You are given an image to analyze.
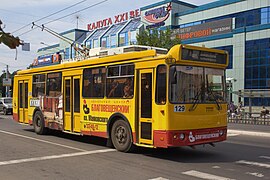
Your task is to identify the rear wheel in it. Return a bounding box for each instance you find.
[33,111,48,135]
[111,119,134,152]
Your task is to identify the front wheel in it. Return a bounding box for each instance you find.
[111,119,134,152]
[33,111,48,135]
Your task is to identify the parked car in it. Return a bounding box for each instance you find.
[0,97,13,115]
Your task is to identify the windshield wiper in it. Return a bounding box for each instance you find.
[189,90,201,111]
[207,88,222,110]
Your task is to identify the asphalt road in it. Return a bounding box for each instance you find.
[0,114,269,180]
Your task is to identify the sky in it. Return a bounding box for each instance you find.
[0,0,216,73]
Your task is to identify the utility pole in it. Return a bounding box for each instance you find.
[6,65,10,97]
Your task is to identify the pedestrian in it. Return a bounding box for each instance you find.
[260,106,269,118]
[229,101,236,118]
[238,101,243,109]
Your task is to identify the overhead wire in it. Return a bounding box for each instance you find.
[43,0,108,25]
[17,0,108,37]
[13,0,88,34]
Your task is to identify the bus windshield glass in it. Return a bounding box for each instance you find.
[169,65,226,104]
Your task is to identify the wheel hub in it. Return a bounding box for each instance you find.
[36,118,41,127]
[116,126,127,144]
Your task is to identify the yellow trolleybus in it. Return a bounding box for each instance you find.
[13,44,228,152]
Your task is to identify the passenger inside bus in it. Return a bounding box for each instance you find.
[123,84,132,98]
[108,80,121,97]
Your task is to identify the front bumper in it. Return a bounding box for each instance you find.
[153,127,227,148]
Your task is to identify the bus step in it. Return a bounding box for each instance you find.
[63,131,82,136]
[19,123,30,126]
[135,143,154,148]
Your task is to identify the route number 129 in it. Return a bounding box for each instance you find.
[174,105,186,112]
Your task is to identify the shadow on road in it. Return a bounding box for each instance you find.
[134,145,230,163]
[23,128,108,147]
[22,128,265,164]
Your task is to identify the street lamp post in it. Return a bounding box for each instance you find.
[226,77,237,103]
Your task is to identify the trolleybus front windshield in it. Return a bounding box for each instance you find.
[169,65,226,104]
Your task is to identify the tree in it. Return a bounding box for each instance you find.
[136,28,180,50]
[0,20,22,49]
[0,70,17,97]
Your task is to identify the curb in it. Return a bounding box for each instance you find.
[228,130,270,138]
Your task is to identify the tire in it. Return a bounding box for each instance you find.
[3,108,7,115]
[33,111,48,135]
[111,119,134,152]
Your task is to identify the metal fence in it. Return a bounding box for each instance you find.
[227,113,270,125]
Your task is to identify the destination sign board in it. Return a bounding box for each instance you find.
[181,47,227,65]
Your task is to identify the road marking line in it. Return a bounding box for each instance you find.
[182,170,234,180]
[228,130,270,138]
[148,177,169,180]
[0,129,87,152]
[0,149,116,166]
[246,172,264,178]
[227,133,239,137]
[236,160,270,168]
[259,156,270,160]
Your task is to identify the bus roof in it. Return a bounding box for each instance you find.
[18,44,228,75]
[18,49,165,75]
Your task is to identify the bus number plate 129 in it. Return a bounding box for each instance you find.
[174,105,185,112]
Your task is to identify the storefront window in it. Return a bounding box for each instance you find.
[130,31,137,45]
[86,40,92,49]
[119,32,128,47]
[245,38,270,106]
[93,39,99,48]
[101,37,108,48]
[110,35,116,48]
[261,7,270,24]
[65,48,70,59]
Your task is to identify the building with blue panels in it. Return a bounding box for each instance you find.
[37,0,270,106]
[171,0,270,106]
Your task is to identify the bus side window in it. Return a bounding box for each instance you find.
[47,73,62,97]
[106,64,134,98]
[83,67,105,98]
[156,65,167,104]
[107,79,122,98]
[32,74,46,97]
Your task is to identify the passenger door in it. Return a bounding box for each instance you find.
[18,80,29,123]
[137,69,153,145]
[63,76,81,133]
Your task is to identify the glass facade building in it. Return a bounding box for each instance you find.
[83,18,141,49]
[171,0,270,106]
[37,0,270,106]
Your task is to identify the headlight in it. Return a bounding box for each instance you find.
[179,133,185,140]
[219,130,224,136]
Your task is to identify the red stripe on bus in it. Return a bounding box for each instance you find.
[81,131,107,138]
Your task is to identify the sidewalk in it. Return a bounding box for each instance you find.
[228,123,270,137]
